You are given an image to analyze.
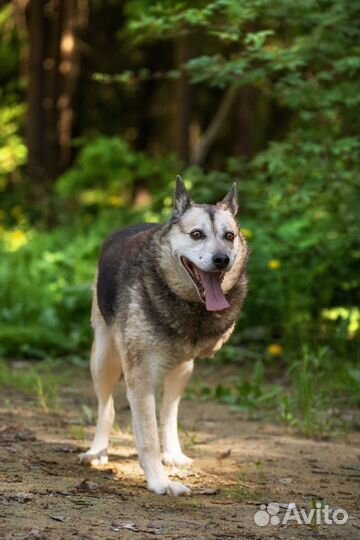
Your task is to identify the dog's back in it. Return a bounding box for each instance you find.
[97,223,160,325]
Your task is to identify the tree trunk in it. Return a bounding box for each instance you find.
[234,85,259,159]
[174,37,193,163]
[25,0,86,192]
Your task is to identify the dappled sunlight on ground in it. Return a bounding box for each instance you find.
[0,365,359,539]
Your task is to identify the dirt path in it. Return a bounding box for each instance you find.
[0,365,359,540]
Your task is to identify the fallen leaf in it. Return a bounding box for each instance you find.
[73,499,93,506]
[49,515,67,522]
[110,521,139,532]
[75,479,99,491]
[216,449,232,459]
[195,488,219,495]
[54,445,77,453]
[279,477,293,484]
[7,492,33,503]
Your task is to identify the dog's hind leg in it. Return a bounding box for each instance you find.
[79,322,122,466]
[161,360,194,467]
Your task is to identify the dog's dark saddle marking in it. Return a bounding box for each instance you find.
[97,223,159,325]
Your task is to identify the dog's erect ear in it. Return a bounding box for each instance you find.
[220,183,238,216]
[173,175,192,216]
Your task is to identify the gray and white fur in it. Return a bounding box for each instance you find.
[79,176,249,496]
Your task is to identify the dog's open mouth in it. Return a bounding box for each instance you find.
[181,257,230,312]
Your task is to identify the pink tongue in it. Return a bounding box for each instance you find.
[198,270,230,312]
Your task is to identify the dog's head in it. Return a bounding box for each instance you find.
[161,176,248,311]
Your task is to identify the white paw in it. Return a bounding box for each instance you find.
[163,451,193,468]
[78,450,108,465]
[148,479,191,496]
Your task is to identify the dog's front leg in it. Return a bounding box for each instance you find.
[161,360,194,467]
[126,376,191,496]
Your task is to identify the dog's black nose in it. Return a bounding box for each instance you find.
[212,253,230,270]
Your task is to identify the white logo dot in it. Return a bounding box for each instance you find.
[270,515,280,526]
[267,502,280,515]
[254,510,270,527]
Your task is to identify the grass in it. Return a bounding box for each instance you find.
[69,425,86,441]
[1,338,359,440]
[0,359,71,412]
[179,424,199,452]
[81,404,94,425]
[222,470,268,502]
[186,345,360,439]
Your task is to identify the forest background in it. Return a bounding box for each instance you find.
[0,0,359,436]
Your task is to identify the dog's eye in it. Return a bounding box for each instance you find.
[224,231,235,242]
[190,229,205,240]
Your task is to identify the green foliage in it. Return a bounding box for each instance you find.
[56,136,180,222]
[57,136,179,205]
[57,137,133,199]
[0,104,27,190]
[0,0,359,437]
[238,138,359,342]
[279,346,360,437]
[0,223,99,357]
[0,135,358,371]
[0,5,26,193]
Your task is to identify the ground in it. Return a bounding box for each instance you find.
[0,363,359,540]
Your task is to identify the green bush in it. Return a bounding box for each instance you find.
[1,138,358,359]
[56,136,180,215]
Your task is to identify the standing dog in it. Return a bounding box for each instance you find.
[79,176,249,496]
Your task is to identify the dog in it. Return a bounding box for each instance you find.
[79,176,249,496]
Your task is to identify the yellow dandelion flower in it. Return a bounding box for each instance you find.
[6,229,28,251]
[268,259,281,270]
[348,316,359,338]
[106,195,122,208]
[267,344,283,357]
[241,228,253,239]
